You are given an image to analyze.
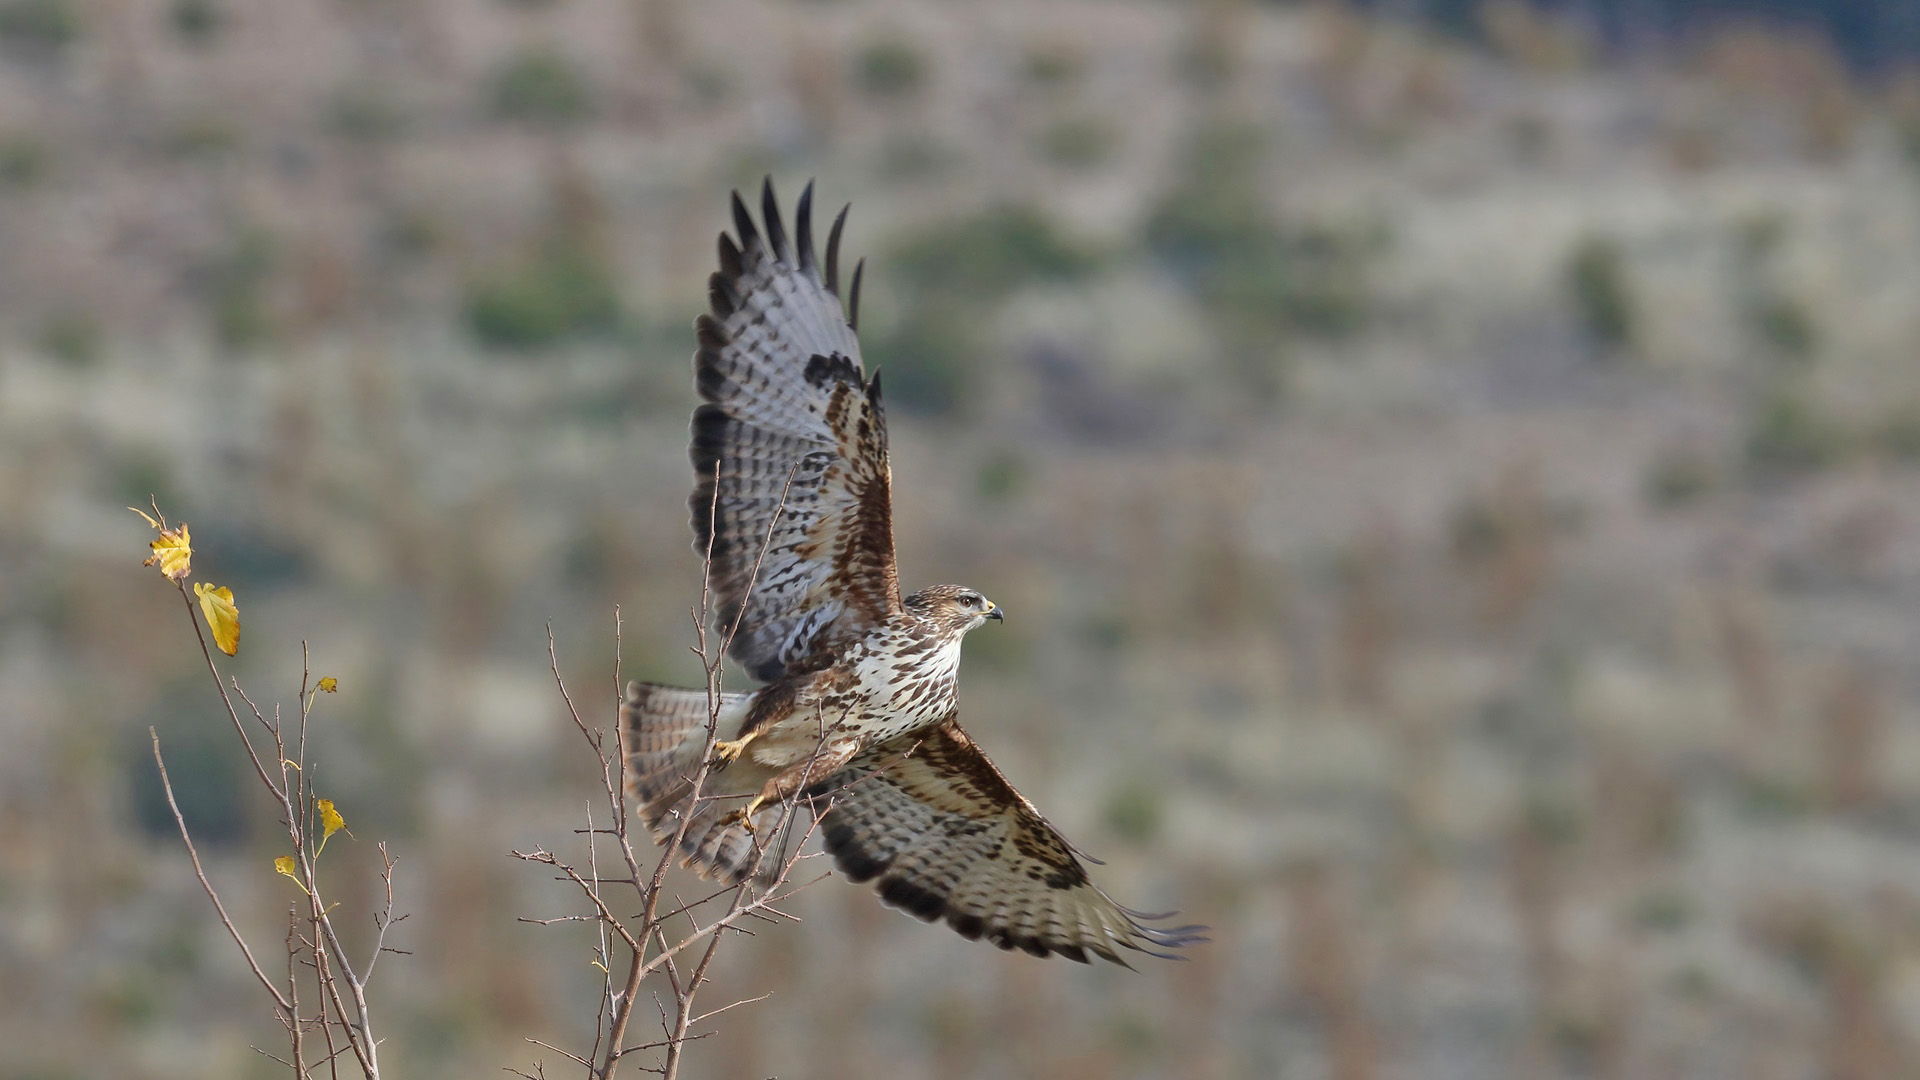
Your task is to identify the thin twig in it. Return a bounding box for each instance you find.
[151,727,295,1014]
[174,585,283,799]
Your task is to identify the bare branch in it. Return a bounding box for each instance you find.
[689,993,773,1027]
[523,1039,597,1071]
[518,461,821,1080]
[151,727,294,1014]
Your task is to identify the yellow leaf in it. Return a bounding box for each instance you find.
[131,507,193,582]
[316,798,346,841]
[194,582,240,656]
[316,677,338,693]
[274,855,311,894]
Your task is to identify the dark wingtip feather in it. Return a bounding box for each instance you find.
[694,313,730,352]
[760,177,788,264]
[730,190,758,252]
[707,271,738,320]
[825,204,850,297]
[718,233,743,279]
[796,180,817,273]
[849,257,865,331]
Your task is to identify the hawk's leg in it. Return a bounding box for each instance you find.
[720,736,862,833]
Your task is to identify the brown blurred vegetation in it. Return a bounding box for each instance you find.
[4,0,1920,1077]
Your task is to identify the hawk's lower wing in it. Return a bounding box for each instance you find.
[692,180,900,683]
[806,722,1207,965]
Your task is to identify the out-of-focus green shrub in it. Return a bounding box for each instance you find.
[1144,124,1267,271]
[852,37,927,99]
[1102,779,1165,844]
[682,62,733,108]
[878,205,1096,416]
[113,455,180,515]
[488,48,595,127]
[1746,294,1816,362]
[37,309,99,366]
[1076,610,1131,653]
[889,204,1095,301]
[378,205,442,259]
[130,716,249,847]
[875,133,957,180]
[975,451,1027,502]
[215,525,312,594]
[1022,42,1083,90]
[1900,112,1920,171]
[465,243,621,350]
[166,115,241,160]
[1564,234,1634,353]
[1871,406,1920,462]
[864,301,975,417]
[0,133,48,188]
[205,227,276,350]
[1642,446,1717,509]
[1038,116,1119,171]
[167,0,223,46]
[1745,388,1844,475]
[0,0,78,52]
[330,81,410,143]
[1146,121,1373,349]
[1731,213,1817,365]
[1628,887,1695,932]
[1522,789,1584,848]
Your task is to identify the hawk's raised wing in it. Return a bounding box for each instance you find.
[807,723,1207,966]
[691,180,899,682]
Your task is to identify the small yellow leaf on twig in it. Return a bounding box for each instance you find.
[316,677,338,693]
[131,506,192,582]
[274,855,310,894]
[194,583,240,656]
[317,798,347,843]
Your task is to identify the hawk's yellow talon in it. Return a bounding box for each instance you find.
[710,734,755,765]
[719,794,767,833]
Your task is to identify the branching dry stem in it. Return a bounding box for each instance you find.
[147,565,403,1079]
[518,466,830,1080]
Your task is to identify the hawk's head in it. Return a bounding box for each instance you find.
[906,584,1004,637]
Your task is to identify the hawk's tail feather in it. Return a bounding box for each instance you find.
[620,681,795,887]
[642,784,797,888]
[619,682,749,807]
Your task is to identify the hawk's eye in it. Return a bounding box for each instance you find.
[962,593,981,608]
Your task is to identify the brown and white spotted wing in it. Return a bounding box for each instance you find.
[806,722,1207,966]
[691,179,900,683]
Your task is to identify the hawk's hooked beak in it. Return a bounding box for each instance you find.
[984,603,1004,622]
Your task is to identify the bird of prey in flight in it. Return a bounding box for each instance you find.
[621,180,1203,965]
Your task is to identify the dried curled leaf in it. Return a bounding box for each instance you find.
[194,583,240,656]
[316,676,338,693]
[131,506,193,582]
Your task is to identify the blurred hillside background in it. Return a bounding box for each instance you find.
[4,0,1920,1076]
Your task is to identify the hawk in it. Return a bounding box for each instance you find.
[621,180,1203,965]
